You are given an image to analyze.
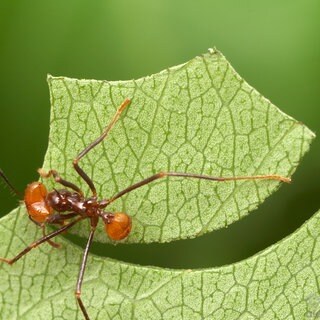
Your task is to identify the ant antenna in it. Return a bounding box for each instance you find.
[0,168,21,198]
[53,188,63,201]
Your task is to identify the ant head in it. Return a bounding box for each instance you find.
[24,182,53,223]
[102,212,132,241]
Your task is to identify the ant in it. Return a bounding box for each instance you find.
[0,98,291,320]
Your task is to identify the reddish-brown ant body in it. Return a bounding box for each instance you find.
[0,98,291,320]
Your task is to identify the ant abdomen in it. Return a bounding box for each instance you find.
[105,212,132,240]
[24,182,53,223]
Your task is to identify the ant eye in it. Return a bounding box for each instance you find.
[105,212,132,240]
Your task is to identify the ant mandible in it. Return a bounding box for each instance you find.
[0,98,291,320]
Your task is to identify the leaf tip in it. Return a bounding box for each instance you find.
[207,47,219,55]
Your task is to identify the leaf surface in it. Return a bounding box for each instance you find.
[0,49,317,319]
[1,206,320,319]
[43,49,313,243]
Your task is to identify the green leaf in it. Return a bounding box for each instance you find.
[0,49,316,319]
[1,206,320,319]
[43,49,313,244]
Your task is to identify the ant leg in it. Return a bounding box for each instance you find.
[47,212,79,224]
[0,168,21,197]
[28,216,61,249]
[42,212,81,249]
[38,168,83,195]
[41,225,61,249]
[0,217,84,265]
[73,98,131,197]
[106,172,291,204]
[75,227,96,320]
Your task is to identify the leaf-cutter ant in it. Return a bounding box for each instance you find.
[0,98,291,320]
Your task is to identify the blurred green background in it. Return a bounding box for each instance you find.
[0,0,319,268]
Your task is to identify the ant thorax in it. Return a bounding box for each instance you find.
[46,189,83,213]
